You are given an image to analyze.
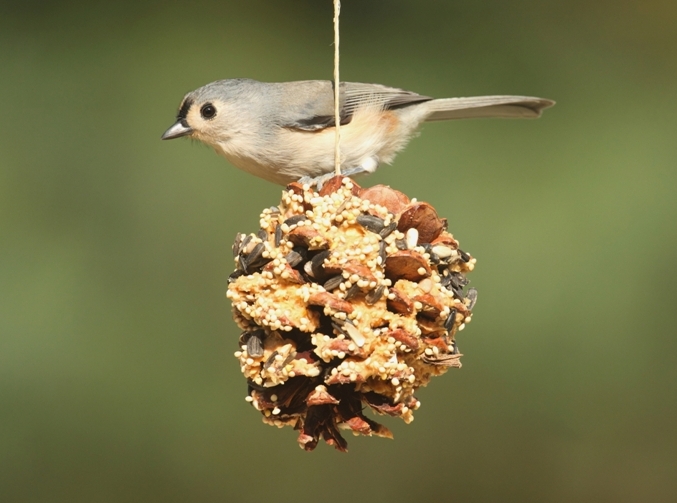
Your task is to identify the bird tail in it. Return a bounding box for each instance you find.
[424,95,555,121]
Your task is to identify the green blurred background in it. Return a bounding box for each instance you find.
[1,1,676,501]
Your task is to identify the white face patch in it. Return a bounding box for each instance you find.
[186,99,230,144]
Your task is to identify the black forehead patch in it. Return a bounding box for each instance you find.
[177,98,193,120]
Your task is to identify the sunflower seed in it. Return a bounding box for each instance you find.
[229,269,245,283]
[451,343,460,355]
[238,331,251,346]
[378,241,387,264]
[421,354,462,367]
[451,285,465,300]
[250,244,273,271]
[466,288,478,310]
[395,239,407,250]
[331,316,352,328]
[284,250,304,267]
[274,224,283,246]
[265,350,279,369]
[343,283,361,300]
[284,215,307,227]
[239,328,264,345]
[232,233,244,258]
[257,229,268,241]
[309,249,331,277]
[365,285,385,305]
[331,320,345,336]
[444,308,457,332]
[453,272,469,287]
[246,332,264,357]
[281,351,296,368]
[247,378,267,392]
[244,243,266,271]
[356,214,385,234]
[458,249,470,263]
[379,221,397,239]
[421,243,439,264]
[440,275,452,290]
[440,270,468,291]
[303,261,315,278]
[323,275,343,291]
[293,246,308,262]
[240,234,253,254]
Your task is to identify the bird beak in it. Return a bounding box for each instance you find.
[161,119,193,140]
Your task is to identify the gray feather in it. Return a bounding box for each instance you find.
[280,81,432,131]
[424,96,555,121]
[342,82,432,113]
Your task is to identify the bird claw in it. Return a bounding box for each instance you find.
[297,166,373,191]
[297,173,337,191]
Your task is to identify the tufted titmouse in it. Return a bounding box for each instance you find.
[162,79,554,185]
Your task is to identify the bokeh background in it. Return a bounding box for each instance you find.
[2,1,676,501]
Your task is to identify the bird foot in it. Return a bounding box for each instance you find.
[297,173,340,191]
[297,166,372,191]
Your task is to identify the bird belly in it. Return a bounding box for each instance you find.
[275,108,415,178]
[213,107,425,185]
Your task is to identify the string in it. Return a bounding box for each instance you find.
[333,0,341,176]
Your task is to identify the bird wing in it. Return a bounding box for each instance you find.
[279,81,432,132]
[342,82,433,113]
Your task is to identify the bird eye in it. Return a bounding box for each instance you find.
[200,103,217,119]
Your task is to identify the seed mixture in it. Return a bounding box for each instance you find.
[227,176,477,451]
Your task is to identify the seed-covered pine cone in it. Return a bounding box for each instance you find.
[227,176,477,452]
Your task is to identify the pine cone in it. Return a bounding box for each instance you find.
[227,176,477,451]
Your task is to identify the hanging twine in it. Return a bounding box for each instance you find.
[333,0,342,176]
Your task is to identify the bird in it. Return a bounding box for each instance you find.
[162,78,554,186]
